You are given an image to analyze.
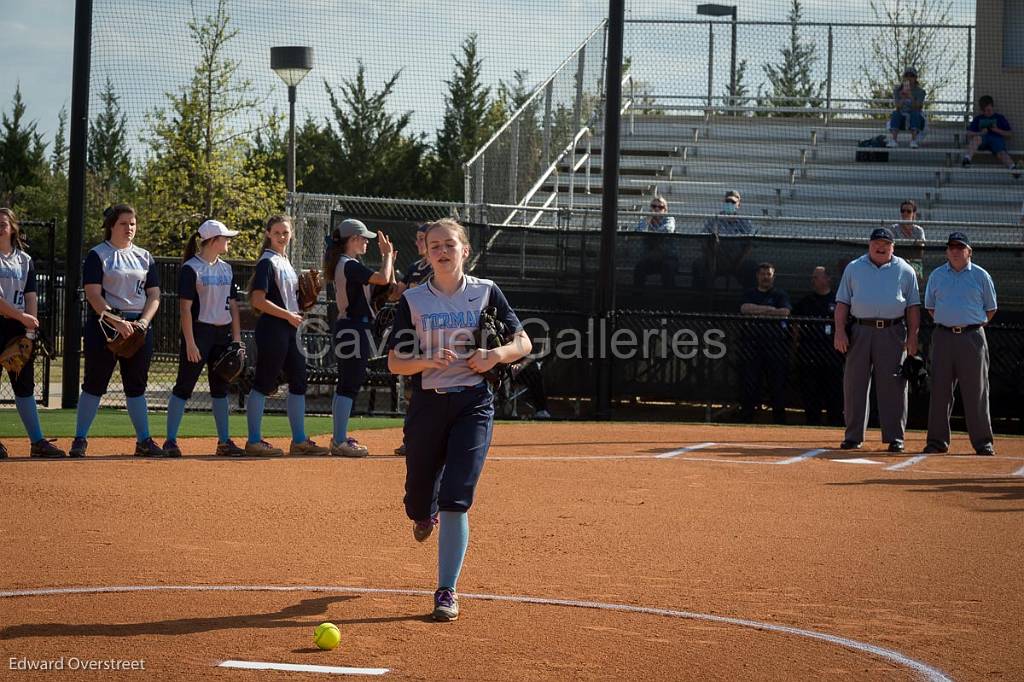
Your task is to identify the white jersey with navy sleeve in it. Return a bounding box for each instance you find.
[180,256,237,326]
[253,249,299,313]
[83,241,159,313]
[387,275,523,390]
[0,249,36,312]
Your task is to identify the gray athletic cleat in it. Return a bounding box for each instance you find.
[432,588,459,622]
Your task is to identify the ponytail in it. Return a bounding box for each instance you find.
[182,231,202,263]
[323,228,352,281]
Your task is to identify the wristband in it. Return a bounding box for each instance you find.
[137,318,150,330]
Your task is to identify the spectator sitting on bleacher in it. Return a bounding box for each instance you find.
[692,190,759,290]
[962,95,1022,178]
[738,262,791,424]
[887,67,926,149]
[890,199,926,286]
[633,195,678,288]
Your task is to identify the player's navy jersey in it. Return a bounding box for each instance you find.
[179,256,238,326]
[83,241,159,313]
[0,249,36,312]
[334,255,374,321]
[251,249,299,313]
[387,275,522,390]
[401,258,433,288]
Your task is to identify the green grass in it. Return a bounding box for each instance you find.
[0,409,402,438]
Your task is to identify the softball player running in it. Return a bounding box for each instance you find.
[71,204,166,458]
[323,219,395,457]
[245,215,328,457]
[0,208,64,458]
[387,218,531,621]
[164,219,245,457]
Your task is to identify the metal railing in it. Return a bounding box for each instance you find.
[463,20,607,222]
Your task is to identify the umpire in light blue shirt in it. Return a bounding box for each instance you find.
[833,227,921,452]
[922,232,997,455]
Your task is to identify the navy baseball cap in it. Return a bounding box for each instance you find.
[869,227,895,242]
[946,231,971,248]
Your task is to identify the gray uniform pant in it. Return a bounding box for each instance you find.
[843,322,908,444]
[926,326,993,451]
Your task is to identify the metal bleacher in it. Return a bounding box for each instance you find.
[562,111,1023,237]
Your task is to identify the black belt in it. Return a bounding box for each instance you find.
[856,318,903,328]
[938,324,982,334]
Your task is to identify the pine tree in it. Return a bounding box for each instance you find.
[0,84,47,205]
[52,106,69,177]
[322,61,429,197]
[432,34,497,200]
[723,59,752,116]
[137,0,283,257]
[758,0,825,116]
[88,78,133,194]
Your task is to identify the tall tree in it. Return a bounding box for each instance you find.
[137,0,283,257]
[88,78,133,195]
[855,0,957,113]
[724,59,752,116]
[322,62,429,198]
[432,34,498,200]
[758,0,825,116]
[0,84,47,205]
[52,106,69,177]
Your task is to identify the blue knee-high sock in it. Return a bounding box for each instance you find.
[246,390,266,444]
[15,395,44,443]
[211,397,230,443]
[438,511,470,590]
[75,392,102,439]
[166,395,187,442]
[287,392,307,444]
[125,395,150,442]
[332,394,353,444]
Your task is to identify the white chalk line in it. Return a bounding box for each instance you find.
[0,584,951,682]
[886,455,928,471]
[776,448,827,465]
[218,660,387,675]
[655,442,717,459]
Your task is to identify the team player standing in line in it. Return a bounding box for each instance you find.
[245,215,329,457]
[164,219,246,457]
[0,208,64,458]
[388,218,531,622]
[72,204,166,458]
[323,218,396,457]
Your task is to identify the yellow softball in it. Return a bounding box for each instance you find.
[313,622,341,651]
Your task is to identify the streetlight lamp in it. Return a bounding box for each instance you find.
[270,46,314,193]
[696,4,737,110]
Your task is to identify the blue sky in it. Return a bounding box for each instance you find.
[1,1,976,151]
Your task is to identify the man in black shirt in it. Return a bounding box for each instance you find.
[738,262,791,423]
[793,266,844,426]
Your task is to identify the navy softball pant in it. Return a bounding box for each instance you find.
[82,314,154,398]
[334,318,372,399]
[403,382,495,520]
[0,318,35,398]
[252,315,306,396]
[172,322,232,400]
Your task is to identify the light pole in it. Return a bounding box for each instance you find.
[270,46,313,193]
[697,4,737,109]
